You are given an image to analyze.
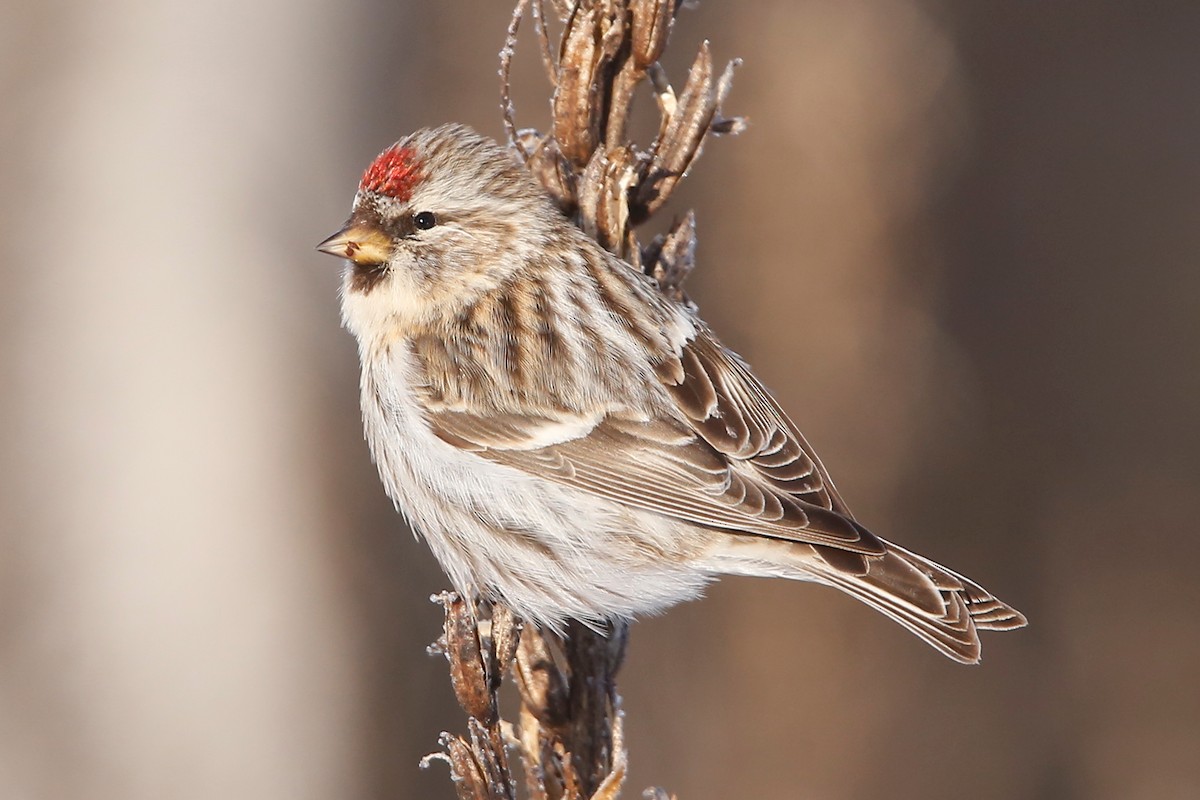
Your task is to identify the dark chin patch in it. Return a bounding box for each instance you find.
[348,262,389,295]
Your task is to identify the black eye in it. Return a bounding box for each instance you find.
[413,211,437,230]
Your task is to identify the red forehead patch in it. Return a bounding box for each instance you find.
[360,145,423,200]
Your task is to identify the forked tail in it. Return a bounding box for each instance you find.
[716,537,1027,664]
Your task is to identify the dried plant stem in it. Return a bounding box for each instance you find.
[423,2,743,797]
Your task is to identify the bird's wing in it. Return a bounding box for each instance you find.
[419,326,885,556]
[652,326,854,516]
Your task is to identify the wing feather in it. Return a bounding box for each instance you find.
[422,339,886,554]
[660,330,849,511]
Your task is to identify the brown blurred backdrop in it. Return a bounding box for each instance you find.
[1,1,1197,798]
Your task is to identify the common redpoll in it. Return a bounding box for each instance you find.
[318,124,1026,663]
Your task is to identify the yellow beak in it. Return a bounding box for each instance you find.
[316,220,392,266]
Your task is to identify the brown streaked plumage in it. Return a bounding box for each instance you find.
[319,123,1026,664]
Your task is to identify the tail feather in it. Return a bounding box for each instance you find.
[715,537,1027,664]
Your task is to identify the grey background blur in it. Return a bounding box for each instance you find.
[2,1,1197,798]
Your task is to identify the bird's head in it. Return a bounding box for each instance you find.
[319,124,556,340]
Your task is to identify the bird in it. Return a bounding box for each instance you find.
[317,123,1026,664]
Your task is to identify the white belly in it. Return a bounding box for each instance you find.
[358,344,711,625]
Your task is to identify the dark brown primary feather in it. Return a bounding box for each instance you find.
[656,330,849,511]
[649,325,1028,658]
[651,326,890,573]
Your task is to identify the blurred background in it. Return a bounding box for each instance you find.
[2,1,1197,798]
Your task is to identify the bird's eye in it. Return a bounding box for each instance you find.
[413,211,437,230]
